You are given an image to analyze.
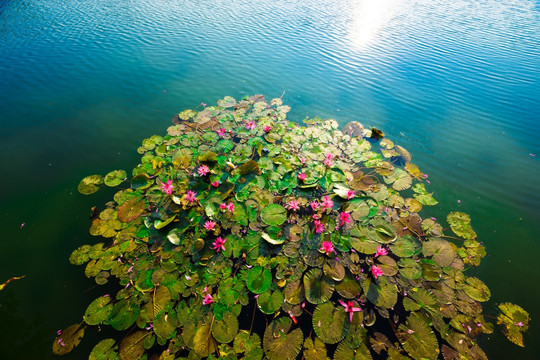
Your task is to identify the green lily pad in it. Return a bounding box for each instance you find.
[497,303,530,347]
[284,279,304,305]
[447,212,477,240]
[218,96,237,108]
[261,204,288,226]
[397,312,439,360]
[154,310,177,340]
[246,266,272,294]
[335,271,362,299]
[312,301,349,344]
[104,170,127,187]
[118,197,144,223]
[118,330,148,360]
[131,173,152,190]
[263,317,303,360]
[389,236,419,258]
[52,323,85,355]
[303,268,335,304]
[78,175,103,195]
[211,312,239,344]
[463,277,491,302]
[89,338,118,360]
[368,219,397,244]
[69,245,91,265]
[303,337,328,360]
[422,238,456,267]
[257,289,284,314]
[323,259,345,281]
[108,299,140,331]
[366,277,397,309]
[84,296,113,325]
[193,323,217,357]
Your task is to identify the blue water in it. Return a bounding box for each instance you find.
[0,0,539,358]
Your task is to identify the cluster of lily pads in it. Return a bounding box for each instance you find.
[56,95,529,360]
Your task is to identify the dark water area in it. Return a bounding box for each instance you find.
[0,0,539,358]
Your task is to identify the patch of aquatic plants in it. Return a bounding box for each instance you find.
[56,95,529,359]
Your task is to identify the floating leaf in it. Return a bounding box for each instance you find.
[108,299,140,331]
[78,175,103,195]
[84,296,113,325]
[303,268,335,304]
[119,330,148,360]
[397,312,439,360]
[366,277,397,309]
[104,170,127,187]
[118,198,144,223]
[89,338,118,360]
[447,212,477,240]
[497,303,530,347]
[422,238,456,267]
[263,317,303,360]
[312,301,349,344]
[193,323,217,357]
[212,312,239,344]
[303,337,328,360]
[261,204,287,226]
[463,277,491,302]
[323,259,345,281]
[154,310,177,340]
[257,289,284,314]
[53,323,85,355]
[335,271,362,299]
[368,219,397,244]
[246,266,272,294]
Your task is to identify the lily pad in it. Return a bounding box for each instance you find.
[463,277,491,302]
[119,330,148,360]
[108,299,140,331]
[263,317,303,360]
[397,312,439,360]
[447,212,477,240]
[78,175,103,195]
[212,312,239,344]
[104,170,127,187]
[84,296,113,325]
[257,289,284,314]
[193,323,217,357]
[422,238,456,267]
[312,301,349,344]
[53,323,85,355]
[303,337,328,360]
[497,303,530,347]
[118,198,144,223]
[366,277,397,309]
[261,204,288,226]
[303,268,335,304]
[89,338,118,360]
[246,266,272,294]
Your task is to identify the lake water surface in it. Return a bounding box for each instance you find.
[0,0,539,358]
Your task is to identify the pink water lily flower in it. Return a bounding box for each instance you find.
[314,219,325,234]
[220,203,227,210]
[203,221,216,230]
[347,189,355,200]
[300,156,306,164]
[211,180,220,187]
[298,173,307,181]
[320,240,334,255]
[202,294,213,305]
[323,153,334,166]
[185,190,197,203]
[285,200,300,212]
[245,121,256,130]
[310,201,320,210]
[372,265,384,279]
[374,245,388,258]
[212,236,226,252]
[226,202,235,213]
[160,179,174,195]
[216,128,226,137]
[321,195,334,210]
[339,300,362,322]
[263,125,272,132]
[340,212,351,226]
[197,165,210,176]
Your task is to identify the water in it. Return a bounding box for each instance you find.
[0,0,538,358]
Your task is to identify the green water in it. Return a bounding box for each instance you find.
[0,0,539,358]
